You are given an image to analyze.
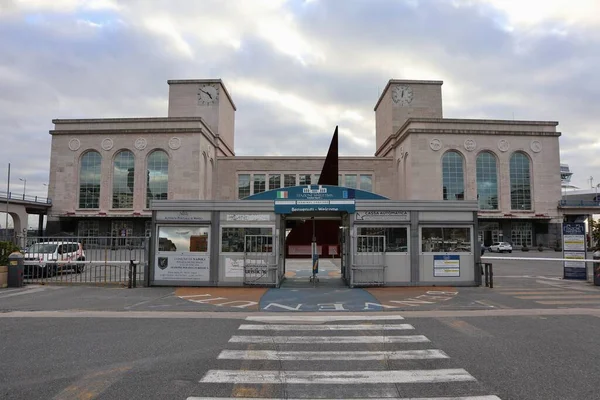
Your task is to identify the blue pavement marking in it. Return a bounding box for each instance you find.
[259,287,380,312]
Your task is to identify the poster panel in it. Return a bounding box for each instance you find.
[563,223,587,280]
[225,257,244,278]
[433,255,460,277]
[154,254,210,281]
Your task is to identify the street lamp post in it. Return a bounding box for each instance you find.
[19,178,26,199]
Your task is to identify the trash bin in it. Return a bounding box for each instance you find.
[7,252,24,288]
[594,251,600,286]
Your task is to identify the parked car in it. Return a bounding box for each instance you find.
[489,242,513,253]
[23,241,86,277]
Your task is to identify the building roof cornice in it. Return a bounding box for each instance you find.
[375,117,561,156]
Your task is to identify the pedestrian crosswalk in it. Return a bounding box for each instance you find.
[187,314,501,400]
[494,285,600,306]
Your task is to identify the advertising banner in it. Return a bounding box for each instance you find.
[433,255,460,277]
[154,254,210,281]
[563,223,587,280]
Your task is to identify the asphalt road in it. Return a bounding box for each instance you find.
[2,252,600,399]
[2,311,600,399]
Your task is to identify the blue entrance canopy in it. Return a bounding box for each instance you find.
[244,185,388,214]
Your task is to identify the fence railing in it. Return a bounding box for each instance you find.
[351,235,386,287]
[243,234,279,287]
[20,236,148,286]
[559,200,600,207]
[0,191,52,205]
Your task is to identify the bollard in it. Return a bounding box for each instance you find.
[483,263,493,288]
[483,263,488,287]
[128,260,134,289]
[7,252,24,288]
[133,261,137,288]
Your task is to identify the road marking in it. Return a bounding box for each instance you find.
[246,315,405,322]
[493,287,563,291]
[535,300,600,305]
[438,319,493,338]
[238,323,414,331]
[0,287,47,299]
[53,365,132,400]
[217,349,449,361]
[200,369,476,384]
[515,295,600,300]
[499,291,581,295]
[229,335,430,344]
[188,397,501,400]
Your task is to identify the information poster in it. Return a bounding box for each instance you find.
[433,255,460,277]
[563,223,587,280]
[225,257,244,278]
[154,254,210,281]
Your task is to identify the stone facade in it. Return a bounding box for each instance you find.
[45,78,563,246]
[215,157,395,200]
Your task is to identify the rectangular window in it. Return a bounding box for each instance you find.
[299,174,311,185]
[253,174,266,194]
[238,174,250,199]
[511,222,532,247]
[357,227,408,252]
[313,174,320,183]
[338,174,342,186]
[158,226,210,253]
[269,174,281,191]
[77,220,100,237]
[284,174,296,187]
[345,174,357,188]
[421,227,472,253]
[221,227,273,253]
[360,174,373,192]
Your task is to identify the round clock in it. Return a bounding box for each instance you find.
[197,84,219,105]
[392,85,413,106]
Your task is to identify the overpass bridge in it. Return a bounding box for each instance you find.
[0,191,52,236]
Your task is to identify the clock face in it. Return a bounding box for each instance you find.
[197,84,219,106]
[392,85,413,106]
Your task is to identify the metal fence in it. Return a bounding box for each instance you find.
[351,235,386,287]
[20,236,148,286]
[0,190,52,204]
[243,234,279,287]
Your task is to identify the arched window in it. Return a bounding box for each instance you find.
[146,150,168,208]
[113,150,135,209]
[476,152,498,209]
[510,152,532,210]
[442,151,465,200]
[79,151,102,209]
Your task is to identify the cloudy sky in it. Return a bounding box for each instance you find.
[1,0,599,226]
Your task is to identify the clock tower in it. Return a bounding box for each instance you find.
[167,79,236,154]
[374,79,443,154]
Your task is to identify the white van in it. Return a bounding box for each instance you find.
[23,241,86,277]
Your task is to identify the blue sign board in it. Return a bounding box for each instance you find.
[244,185,384,214]
[562,222,587,280]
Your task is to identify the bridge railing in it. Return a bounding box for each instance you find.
[0,191,52,205]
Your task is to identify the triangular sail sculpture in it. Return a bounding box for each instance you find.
[285,126,341,258]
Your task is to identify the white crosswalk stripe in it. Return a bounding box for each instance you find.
[229,335,430,344]
[238,323,415,331]
[189,397,501,400]
[218,349,449,361]
[189,314,501,399]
